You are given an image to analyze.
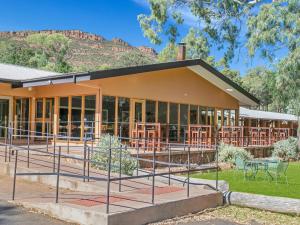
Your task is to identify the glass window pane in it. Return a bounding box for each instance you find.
[199,107,207,125]
[223,109,230,126]
[118,97,130,138]
[189,105,198,124]
[102,96,115,135]
[180,104,188,142]
[84,95,96,138]
[0,99,9,137]
[230,110,236,126]
[217,110,222,127]
[36,99,43,118]
[59,97,69,137]
[158,102,167,124]
[158,101,168,141]
[71,96,82,138]
[146,100,156,123]
[207,108,215,126]
[169,103,178,142]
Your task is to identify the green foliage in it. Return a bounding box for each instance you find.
[91,134,136,176]
[0,41,35,66]
[242,67,275,109]
[138,0,256,64]
[247,0,300,60]
[221,68,242,86]
[26,33,72,73]
[272,137,299,160]
[218,143,253,164]
[113,50,155,68]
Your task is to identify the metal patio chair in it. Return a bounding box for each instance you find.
[234,156,255,180]
[267,160,289,184]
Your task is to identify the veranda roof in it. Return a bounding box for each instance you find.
[0,63,60,82]
[240,107,298,122]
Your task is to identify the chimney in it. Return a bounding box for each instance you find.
[177,42,186,61]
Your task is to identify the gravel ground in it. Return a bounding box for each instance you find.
[150,206,300,225]
[0,200,74,225]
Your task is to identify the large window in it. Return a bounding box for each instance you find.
[71,96,82,138]
[230,110,236,126]
[217,110,222,127]
[158,101,168,141]
[207,108,215,126]
[180,104,188,142]
[84,96,96,138]
[199,107,207,125]
[169,103,178,142]
[189,105,198,124]
[102,96,116,135]
[223,109,230,126]
[146,100,156,123]
[118,97,130,138]
[35,98,43,136]
[59,97,69,137]
[0,99,9,138]
[15,98,30,136]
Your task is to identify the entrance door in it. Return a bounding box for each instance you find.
[0,99,9,138]
[130,99,145,135]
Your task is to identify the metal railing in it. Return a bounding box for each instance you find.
[0,125,220,214]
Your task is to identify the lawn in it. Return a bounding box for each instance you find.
[191,162,300,199]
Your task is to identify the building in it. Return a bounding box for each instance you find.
[0,46,297,148]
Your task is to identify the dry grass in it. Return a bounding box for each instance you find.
[150,205,300,225]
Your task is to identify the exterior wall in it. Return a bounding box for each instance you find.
[19,67,239,108]
[0,67,240,140]
[85,67,239,109]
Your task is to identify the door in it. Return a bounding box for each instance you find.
[0,99,9,138]
[130,99,145,136]
[35,98,54,137]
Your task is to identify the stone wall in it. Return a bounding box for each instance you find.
[133,146,273,168]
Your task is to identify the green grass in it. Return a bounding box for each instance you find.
[192,162,300,199]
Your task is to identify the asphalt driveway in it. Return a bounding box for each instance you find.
[0,200,73,225]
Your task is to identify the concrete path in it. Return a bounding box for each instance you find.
[178,220,242,225]
[0,200,72,225]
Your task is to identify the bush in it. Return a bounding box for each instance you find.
[272,137,299,160]
[218,142,253,164]
[91,134,136,176]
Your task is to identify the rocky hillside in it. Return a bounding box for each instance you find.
[0,30,157,71]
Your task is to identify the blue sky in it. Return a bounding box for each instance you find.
[0,0,280,75]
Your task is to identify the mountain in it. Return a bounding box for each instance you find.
[0,30,157,71]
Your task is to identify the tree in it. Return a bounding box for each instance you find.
[26,33,72,72]
[0,41,35,66]
[158,28,213,63]
[138,0,259,64]
[246,0,300,60]
[113,51,155,68]
[221,68,242,86]
[242,67,275,110]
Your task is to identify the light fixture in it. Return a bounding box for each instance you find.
[226,88,233,92]
[183,93,188,97]
[28,87,32,91]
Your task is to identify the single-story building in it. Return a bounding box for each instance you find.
[0,45,296,148]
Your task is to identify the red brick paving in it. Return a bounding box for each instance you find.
[135,186,184,195]
[68,195,135,207]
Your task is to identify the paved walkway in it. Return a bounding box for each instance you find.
[0,200,72,225]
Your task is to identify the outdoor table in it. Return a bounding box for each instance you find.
[245,159,279,179]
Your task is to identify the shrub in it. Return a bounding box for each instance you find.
[91,134,136,176]
[272,137,299,160]
[218,142,253,164]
